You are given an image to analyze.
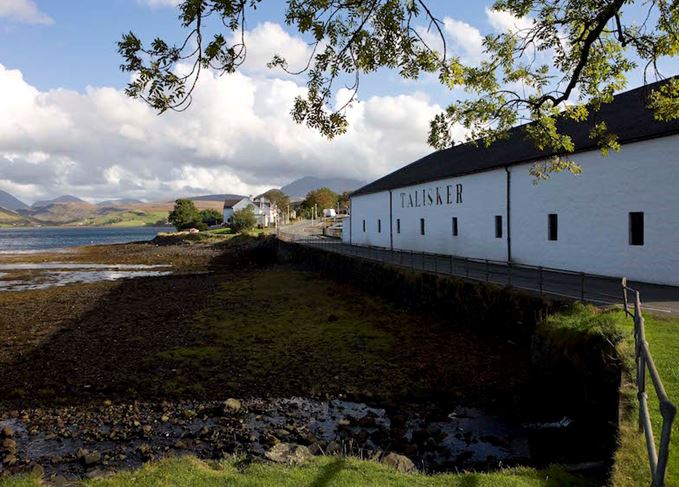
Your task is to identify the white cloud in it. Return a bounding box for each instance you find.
[443,17,485,64]
[138,0,180,8]
[0,22,455,203]
[0,0,52,24]
[485,8,534,33]
[415,17,485,65]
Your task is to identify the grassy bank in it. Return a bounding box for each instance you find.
[542,305,678,487]
[0,456,587,487]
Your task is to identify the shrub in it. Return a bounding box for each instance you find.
[232,205,257,233]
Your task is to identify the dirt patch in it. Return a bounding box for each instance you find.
[0,238,536,480]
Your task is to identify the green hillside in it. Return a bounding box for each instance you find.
[0,207,33,227]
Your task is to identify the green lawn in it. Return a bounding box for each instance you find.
[612,309,679,487]
[0,456,587,487]
[536,304,679,487]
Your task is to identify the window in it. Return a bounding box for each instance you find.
[452,217,459,236]
[495,215,503,238]
[378,219,382,233]
[629,212,644,246]
[362,219,366,232]
[396,219,401,234]
[420,218,425,236]
[548,214,558,241]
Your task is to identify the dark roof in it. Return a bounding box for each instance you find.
[353,78,679,197]
[223,197,248,209]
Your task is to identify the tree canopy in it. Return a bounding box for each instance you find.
[168,199,205,231]
[119,0,679,178]
[232,204,257,232]
[302,187,339,214]
[260,189,290,212]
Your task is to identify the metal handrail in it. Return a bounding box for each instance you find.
[278,231,613,303]
[622,277,676,487]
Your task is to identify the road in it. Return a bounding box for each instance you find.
[278,221,679,316]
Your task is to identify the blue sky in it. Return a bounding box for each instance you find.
[0,0,497,101]
[0,0,677,203]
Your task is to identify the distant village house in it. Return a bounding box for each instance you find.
[223,196,278,227]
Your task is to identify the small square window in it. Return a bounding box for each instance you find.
[452,217,458,236]
[548,214,558,241]
[629,212,644,246]
[420,218,425,236]
[396,219,401,234]
[495,215,503,239]
[378,219,381,233]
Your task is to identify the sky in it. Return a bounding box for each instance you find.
[0,0,677,204]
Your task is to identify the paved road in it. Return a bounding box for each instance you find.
[278,223,679,316]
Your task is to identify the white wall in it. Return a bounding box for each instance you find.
[350,192,391,247]
[392,170,508,261]
[511,135,679,285]
[348,134,679,285]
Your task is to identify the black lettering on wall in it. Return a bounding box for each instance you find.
[456,184,463,203]
[400,193,406,208]
[436,187,443,205]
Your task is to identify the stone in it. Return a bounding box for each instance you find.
[224,398,242,413]
[31,463,44,478]
[2,438,17,452]
[325,440,341,455]
[1,426,14,438]
[53,475,67,487]
[308,443,323,456]
[161,415,170,423]
[3,454,17,466]
[381,452,416,473]
[80,450,101,467]
[265,443,313,465]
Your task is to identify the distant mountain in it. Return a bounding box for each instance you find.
[0,190,29,211]
[32,195,85,208]
[0,207,33,226]
[280,177,366,199]
[97,198,144,206]
[189,194,245,202]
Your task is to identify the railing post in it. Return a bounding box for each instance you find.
[622,277,629,314]
[580,272,585,301]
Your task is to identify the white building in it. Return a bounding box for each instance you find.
[223,196,279,227]
[344,81,679,286]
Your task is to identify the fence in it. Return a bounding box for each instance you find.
[279,231,626,306]
[622,278,676,487]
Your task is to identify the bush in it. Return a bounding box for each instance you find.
[232,205,257,233]
[200,209,223,226]
[168,199,201,231]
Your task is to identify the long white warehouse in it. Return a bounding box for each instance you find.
[344,80,679,286]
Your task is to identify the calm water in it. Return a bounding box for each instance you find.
[0,226,168,252]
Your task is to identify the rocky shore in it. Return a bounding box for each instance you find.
[0,236,538,483]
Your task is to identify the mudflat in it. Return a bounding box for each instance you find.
[0,237,533,479]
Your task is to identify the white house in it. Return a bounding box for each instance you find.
[345,80,679,286]
[223,196,279,227]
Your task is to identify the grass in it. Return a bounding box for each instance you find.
[79,210,169,227]
[611,308,679,487]
[155,267,530,402]
[0,456,588,487]
[543,304,678,487]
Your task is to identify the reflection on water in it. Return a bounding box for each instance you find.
[0,262,172,291]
